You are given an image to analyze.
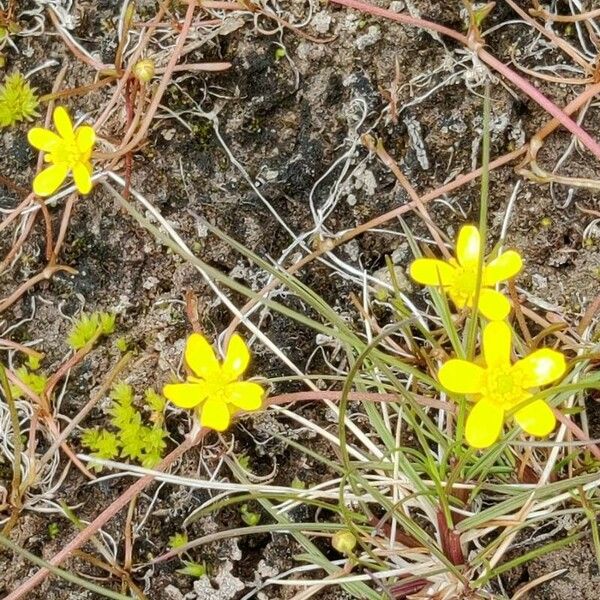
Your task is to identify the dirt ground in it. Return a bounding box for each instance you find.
[1,0,599,599]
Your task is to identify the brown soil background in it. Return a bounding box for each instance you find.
[1,1,599,599]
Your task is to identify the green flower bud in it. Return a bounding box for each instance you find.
[133,59,155,83]
[332,530,357,555]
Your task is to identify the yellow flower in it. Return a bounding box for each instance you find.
[410,225,523,321]
[27,106,95,197]
[438,321,566,449]
[163,333,264,432]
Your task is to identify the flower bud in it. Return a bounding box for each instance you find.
[332,530,356,555]
[133,59,155,83]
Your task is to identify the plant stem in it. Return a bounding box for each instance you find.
[0,362,23,531]
[4,432,204,599]
[329,0,600,161]
[0,534,133,600]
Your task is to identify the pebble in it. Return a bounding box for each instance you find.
[311,11,332,34]
[355,26,382,50]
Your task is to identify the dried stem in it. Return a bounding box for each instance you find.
[4,431,205,599]
[330,0,600,160]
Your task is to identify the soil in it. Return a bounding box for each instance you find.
[0,1,599,599]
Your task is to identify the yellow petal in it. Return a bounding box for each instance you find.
[201,397,231,431]
[226,381,264,411]
[163,382,206,408]
[32,163,69,197]
[483,250,523,285]
[185,333,219,379]
[75,125,96,152]
[438,359,485,394]
[28,128,62,152]
[483,321,512,368]
[409,258,456,286]
[477,288,511,321]
[72,162,93,194]
[448,288,468,309]
[465,397,504,449]
[512,349,566,388]
[53,106,74,139]
[514,398,556,437]
[222,334,250,380]
[455,225,481,268]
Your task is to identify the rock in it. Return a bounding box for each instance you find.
[355,26,382,50]
[311,11,332,34]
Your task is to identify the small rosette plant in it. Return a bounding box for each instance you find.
[163,332,264,431]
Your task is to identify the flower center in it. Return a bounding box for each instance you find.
[451,267,479,303]
[202,377,228,401]
[482,367,525,408]
[50,140,87,166]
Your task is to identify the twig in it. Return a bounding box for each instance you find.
[266,390,454,412]
[3,431,205,599]
[0,265,77,313]
[329,0,600,161]
[0,363,23,533]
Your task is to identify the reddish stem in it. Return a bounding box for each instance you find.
[437,510,464,566]
[4,432,205,599]
[329,0,600,161]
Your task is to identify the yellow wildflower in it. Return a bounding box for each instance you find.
[438,321,566,449]
[163,333,264,431]
[27,106,95,197]
[410,225,523,320]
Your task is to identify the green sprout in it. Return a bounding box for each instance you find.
[169,532,188,549]
[240,504,261,526]
[68,312,116,350]
[0,72,39,128]
[47,522,60,539]
[82,382,167,469]
[177,561,207,578]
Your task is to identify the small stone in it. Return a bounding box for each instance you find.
[162,128,176,141]
[355,26,381,50]
[373,265,413,294]
[390,1,406,11]
[165,585,185,600]
[344,239,360,262]
[143,276,159,290]
[311,11,332,34]
[532,273,548,290]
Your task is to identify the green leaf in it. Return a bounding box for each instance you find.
[10,366,47,398]
[47,523,60,539]
[115,337,128,352]
[291,477,306,490]
[99,312,116,335]
[81,429,120,461]
[0,72,39,128]
[119,423,147,460]
[144,388,165,413]
[26,354,42,371]
[177,561,206,578]
[110,381,134,404]
[240,504,261,526]
[68,312,116,350]
[169,533,188,549]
